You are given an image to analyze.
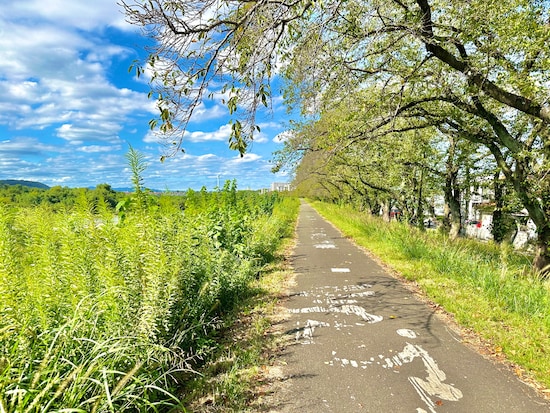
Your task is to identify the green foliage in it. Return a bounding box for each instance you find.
[122,0,550,269]
[0,183,123,212]
[125,145,148,210]
[0,184,297,410]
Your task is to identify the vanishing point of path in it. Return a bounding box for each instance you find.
[264,202,549,412]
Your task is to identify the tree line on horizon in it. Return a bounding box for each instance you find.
[0,183,121,210]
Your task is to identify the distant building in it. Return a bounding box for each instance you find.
[270,182,292,192]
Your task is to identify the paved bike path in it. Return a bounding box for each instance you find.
[266,202,549,412]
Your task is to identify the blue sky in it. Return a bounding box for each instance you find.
[0,1,292,191]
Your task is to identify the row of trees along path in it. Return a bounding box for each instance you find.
[122,0,550,274]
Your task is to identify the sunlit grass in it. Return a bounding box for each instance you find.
[0,191,299,411]
[180,196,300,412]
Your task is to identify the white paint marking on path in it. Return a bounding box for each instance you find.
[334,321,355,329]
[389,342,463,413]
[289,305,383,323]
[295,319,330,344]
[325,329,462,413]
[347,291,376,298]
[314,284,373,293]
[330,352,372,368]
[331,268,350,273]
[397,328,418,339]
[290,306,327,314]
[292,284,377,303]
[328,299,359,305]
[340,305,384,323]
[314,243,337,249]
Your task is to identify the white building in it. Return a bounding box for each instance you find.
[271,182,292,192]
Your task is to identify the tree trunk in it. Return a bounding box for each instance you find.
[443,138,462,240]
[492,171,506,243]
[533,225,550,277]
[441,202,451,235]
[442,190,462,238]
[505,160,549,275]
[448,193,462,240]
[381,200,390,222]
[417,167,425,231]
[369,201,381,216]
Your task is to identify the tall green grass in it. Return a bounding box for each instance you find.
[312,201,550,390]
[180,196,300,411]
[0,188,297,411]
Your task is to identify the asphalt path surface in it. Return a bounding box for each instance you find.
[265,202,549,412]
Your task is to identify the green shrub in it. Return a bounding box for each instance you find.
[0,187,297,411]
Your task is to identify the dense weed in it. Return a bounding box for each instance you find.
[0,185,296,411]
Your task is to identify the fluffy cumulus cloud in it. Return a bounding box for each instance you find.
[0,0,292,189]
[0,1,154,185]
[0,137,64,156]
[6,0,129,31]
[184,124,233,142]
[190,101,227,123]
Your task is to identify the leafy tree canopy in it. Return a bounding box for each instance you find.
[123,0,550,271]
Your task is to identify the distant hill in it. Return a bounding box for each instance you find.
[0,180,50,189]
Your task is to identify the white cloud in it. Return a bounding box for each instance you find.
[190,102,227,122]
[0,1,289,191]
[196,153,220,162]
[78,145,122,153]
[185,124,232,142]
[6,1,130,31]
[273,130,294,143]
[258,121,283,129]
[143,130,164,144]
[0,137,64,155]
[51,176,73,184]
[38,153,129,187]
[183,124,271,145]
[56,124,122,145]
[0,0,153,147]
[252,131,269,143]
[231,153,262,163]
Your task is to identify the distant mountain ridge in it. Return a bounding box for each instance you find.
[0,180,50,189]
[0,180,182,192]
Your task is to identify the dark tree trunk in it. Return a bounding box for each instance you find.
[369,201,381,216]
[441,202,451,235]
[381,200,390,222]
[417,167,425,231]
[505,160,550,276]
[533,225,550,276]
[442,183,462,238]
[448,190,462,240]
[492,171,506,243]
[443,138,462,240]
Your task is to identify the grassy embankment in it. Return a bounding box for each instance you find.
[179,196,299,412]
[312,201,550,392]
[0,187,299,412]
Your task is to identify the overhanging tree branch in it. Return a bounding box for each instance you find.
[415,0,550,123]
